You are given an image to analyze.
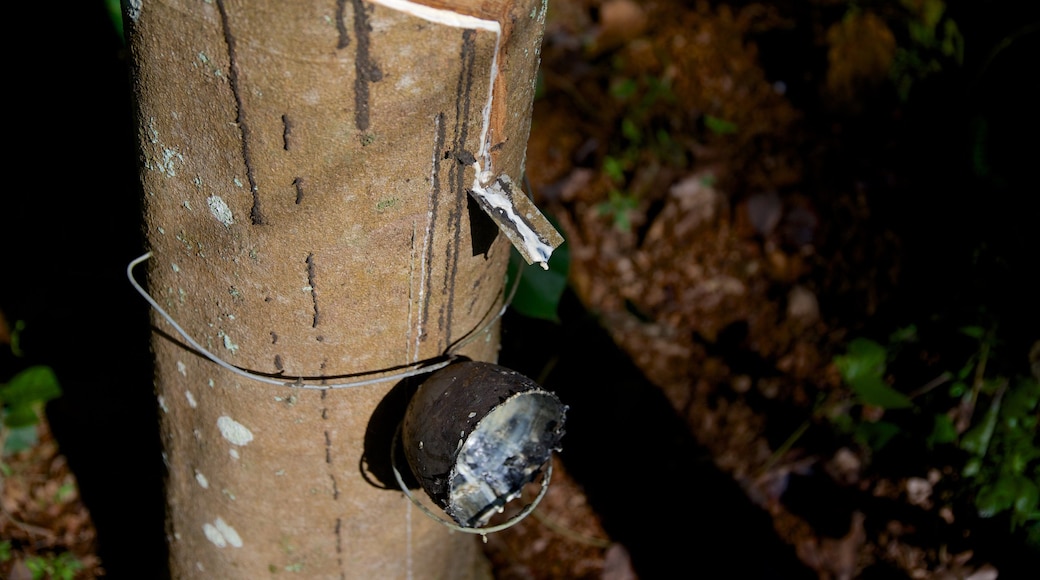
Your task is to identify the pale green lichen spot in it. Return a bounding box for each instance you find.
[203,517,243,548]
[207,195,234,227]
[217,415,253,446]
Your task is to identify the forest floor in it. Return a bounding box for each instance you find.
[483,0,1039,578]
[3,1,1038,579]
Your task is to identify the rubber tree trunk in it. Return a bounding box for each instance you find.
[125,0,547,576]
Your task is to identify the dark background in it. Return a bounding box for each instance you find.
[4,2,167,577]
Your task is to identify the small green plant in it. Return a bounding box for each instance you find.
[890,0,964,100]
[598,72,683,232]
[956,326,1039,534]
[704,115,738,136]
[597,188,639,232]
[962,377,1040,525]
[595,154,639,232]
[829,334,913,452]
[831,324,1040,543]
[1,365,62,456]
[2,320,62,457]
[24,551,85,580]
[833,336,914,409]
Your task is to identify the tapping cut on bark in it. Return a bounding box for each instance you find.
[373,0,565,269]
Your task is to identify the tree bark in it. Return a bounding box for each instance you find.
[126,0,547,576]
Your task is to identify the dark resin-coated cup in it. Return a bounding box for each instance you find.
[402,361,567,528]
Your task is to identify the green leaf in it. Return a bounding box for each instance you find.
[610,78,638,100]
[976,481,1014,518]
[54,553,85,580]
[1005,377,1040,415]
[0,366,61,429]
[1,366,62,408]
[830,413,854,434]
[704,115,738,135]
[959,325,986,339]
[961,393,1001,456]
[855,420,901,451]
[976,475,1040,526]
[853,375,914,408]
[834,338,912,408]
[603,156,626,184]
[507,241,570,322]
[962,456,983,477]
[928,414,958,446]
[1021,413,1038,431]
[644,76,674,105]
[835,338,886,383]
[26,555,47,577]
[1013,477,1039,521]
[922,0,945,33]
[621,117,642,144]
[105,0,125,42]
[597,190,638,232]
[655,128,673,148]
[888,324,918,344]
[1005,434,1040,475]
[956,358,975,380]
[942,19,964,64]
[3,405,40,429]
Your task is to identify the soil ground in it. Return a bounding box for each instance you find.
[484,1,1039,578]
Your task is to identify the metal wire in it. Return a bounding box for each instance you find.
[126,250,522,390]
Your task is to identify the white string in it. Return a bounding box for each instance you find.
[126,251,519,390]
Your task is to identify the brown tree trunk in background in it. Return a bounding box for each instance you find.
[126,0,546,576]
